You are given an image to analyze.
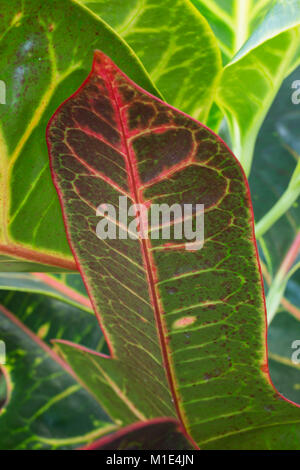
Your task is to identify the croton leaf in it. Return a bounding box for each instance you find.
[250,64,300,403]
[46,51,300,449]
[0,303,115,450]
[216,0,300,174]
[191,0,274,63]
[0,272,92,313]
[78,0,222,122]
[81,418,196,450]
[0,0,159,271]
[0,287,101,351]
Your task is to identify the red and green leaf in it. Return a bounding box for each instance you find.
[47,51,300,449]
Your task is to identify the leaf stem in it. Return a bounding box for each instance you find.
[255,159,300,239]
[240,136,256,178]
[266,232,300,324]
[278,232,300,278]
[260,258,300,321]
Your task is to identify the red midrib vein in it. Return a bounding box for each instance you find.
[104,65,186,427]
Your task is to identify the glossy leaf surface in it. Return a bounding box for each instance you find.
[0,303,114,450]
[0,0,158,271]
[79,0,222,121]
[0,288,100,351]
[216,0,300,174]
[251,66,300,274]
[191,0,274,63]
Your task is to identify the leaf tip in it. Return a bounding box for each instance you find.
[92,49,116,75]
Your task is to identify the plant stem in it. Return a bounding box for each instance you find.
[239,134,256,178]
[278,232,300,277]
[260,258,300,321]
[255,159,300,239]
[266,232,300,324]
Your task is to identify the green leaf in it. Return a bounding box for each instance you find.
[0,303,115,450]
[249,65,300,331]
[250,65,300,274]
[233,0,300,65]
[216,0,300,175]
[45,51,300,449]
[255,161,300,240]
[0,0,159,271]
[0,287,102,351]
[0,254,74,272]
[248,65,300,405]
[82,418,196,450]
[191,0,274,63]
[0,273,92,313]
[78,0,222,121]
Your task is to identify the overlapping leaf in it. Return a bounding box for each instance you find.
[78,0,222,121]
[191,0,274,63]
[0,288,100,350]
[0,0,159,271]
[216,0,300,174]
[0,273,92,313]
[251,65,300,274]
[250,64,300,386]
[46,51,300,449]
[0,302,114,450]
